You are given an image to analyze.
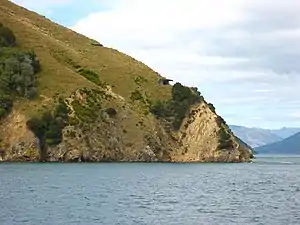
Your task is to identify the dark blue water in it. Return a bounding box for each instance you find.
[1,156,300,225]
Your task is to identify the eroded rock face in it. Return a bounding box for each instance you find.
[0,110,39,161]
[168,102,252,162]
[176,103,220,162]
[0,100,253,163]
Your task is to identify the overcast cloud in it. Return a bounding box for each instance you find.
[11,0,300,129]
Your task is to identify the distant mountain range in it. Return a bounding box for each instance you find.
[256,132,300,155]
[271,127,300,139]
[229,125,300,148]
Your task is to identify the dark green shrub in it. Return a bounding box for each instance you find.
[69,117,80,126]
[0,51,40,99]
[78,68,99,84]
[78,68,106,88]
[208,103,215,113]
[150,82,203,130]
[72,100,96,122]
[41,111,54,124]
[0,108,6,119]
[55,99,69,120]
[45,121,63,146]
[26,51,41,73]
[0,37,7,47]
[26,116,48,161]
[150,100,167,117]
[26,117,47,140]
[105,107,117,117]
[218,127,233,149]
[0,24,16,47]
[172,83,192,102]
[191,87,201,96]
[26,100,70,161]
[0,95,13,119]
[219,128,231,141]
[0,95,13,111]
[27,87,38,99]
[134,75,148,85]
[69,88,105,122]
[130,90,144,102]
[172,83,201,103]
[0,25,40,121]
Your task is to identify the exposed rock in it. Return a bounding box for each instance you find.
[142,145,158,162]
[91,42,103,47]
[0,109,39,161]
[0,148,5,161]
[0,96,252,163]
[6,140,39,161]
[171,102,252,162]
[64,149,82,162]
[158,78,173,85]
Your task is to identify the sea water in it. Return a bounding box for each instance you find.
[0,155,299,225]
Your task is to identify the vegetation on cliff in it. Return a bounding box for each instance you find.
[215,115,234,150]
[26,98,69,161]
[0,23,40,119]
[218,127,233,149]
[77,68,107,88]
[150,83,203,130]
[0,22,16,47]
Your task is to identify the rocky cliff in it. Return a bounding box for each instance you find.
[0,0,253,163]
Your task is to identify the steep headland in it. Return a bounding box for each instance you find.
[0,0,253,162]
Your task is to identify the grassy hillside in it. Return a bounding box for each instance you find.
[0,0,171,117]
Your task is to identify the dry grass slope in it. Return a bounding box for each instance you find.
[0,0,171,117]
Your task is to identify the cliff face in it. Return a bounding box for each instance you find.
[170,102,252,162]
[0,104,253,163]
[0,0,253,163]
[0,109,39,161]
[0,92,252,162]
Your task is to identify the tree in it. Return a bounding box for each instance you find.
[1,53,38,99]
[26,51,41,73]
[0,25,40,122]
[20,61,35,97]
[26,100,70,161]
[150,82,204,130]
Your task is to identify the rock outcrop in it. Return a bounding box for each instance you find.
[0,110,39,161]
[0,95,253,163]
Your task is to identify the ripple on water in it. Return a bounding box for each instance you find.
[0,157,300,225]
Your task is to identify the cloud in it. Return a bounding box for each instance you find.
[11,0,72,19]
[69,0,300,129]
[289,112,300,118]
[11,0,300,129]
[10,0,113,25]
[253,89,274,93]
[71,0,246,50]
[12,0,72,10]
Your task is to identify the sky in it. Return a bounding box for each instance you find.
[11,0,300,129]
